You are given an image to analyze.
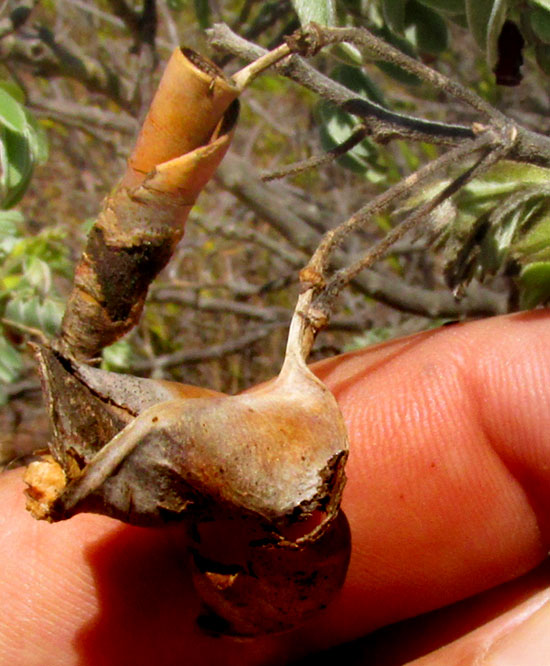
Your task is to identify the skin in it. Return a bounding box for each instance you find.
[1,310,550,665]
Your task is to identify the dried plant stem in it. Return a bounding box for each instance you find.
[209,23,474,147]
[298,24,505,124]
[232,41,291,91]
[304,130,498,282]
[283,289,316,368]
[260,124,368,181]
[313,128,517,317]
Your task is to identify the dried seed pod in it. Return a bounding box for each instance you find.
[27,342,348,530]
[191,511,351,636]
[25,294,351,633]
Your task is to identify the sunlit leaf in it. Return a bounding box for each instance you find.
[291,0,337,25]
[0,88,26,134]
[101,339,133,371]
[0,127,34,209]
[0,81,25,104]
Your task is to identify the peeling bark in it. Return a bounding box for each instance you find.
[57,48,239,361]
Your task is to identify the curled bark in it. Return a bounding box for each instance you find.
[57,48,240,361]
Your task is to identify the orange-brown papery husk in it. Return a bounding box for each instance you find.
[58,48,239,361]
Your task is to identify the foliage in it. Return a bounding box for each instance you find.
[0,83,48,209]
[0,207,69,404]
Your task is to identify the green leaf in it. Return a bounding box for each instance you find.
[0,88,27,134]
[0,209,23,256]
[4,295,63,336]
[193,0,210,28]
[405,1,449,54]
[535,40,550,73]
[101,339,133,371]
[317,102,377,173]
[530,6,550,43]
[416,0,466,14]
[329,64,387,106]
[0,81,25,104]
[466,0,509,67]
[291,0,337,25]
[530,0,550,10]
[375,27,422,85]
[23,110,49,164]
[23,256,52,294]
[513,210,550,263]
[518,261,550,308]
[0,127,34,209]
[314,64,386,173]
[382,0,407,34]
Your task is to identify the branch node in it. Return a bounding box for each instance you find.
[285,22,325,58]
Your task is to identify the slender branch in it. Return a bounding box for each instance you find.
[0,28,133,111]
[130,322,285,372]
[296,24,505,123]
[208,23,475,147]
[195,215,306,266]
[29,96,138,134]
[106,0,140,35]
[260,124,368,181]
[149,291,289,322]
[216,155,507,318]
[304,131,500,281]
[318,130,515,315]
[208,23,550,166]
[232,41,291,91]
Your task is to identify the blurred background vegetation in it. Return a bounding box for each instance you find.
[1,0,550,466]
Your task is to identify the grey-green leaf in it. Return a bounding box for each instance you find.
[291,0,337,26]
[466,0,509,67]
[0,335,23,385]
